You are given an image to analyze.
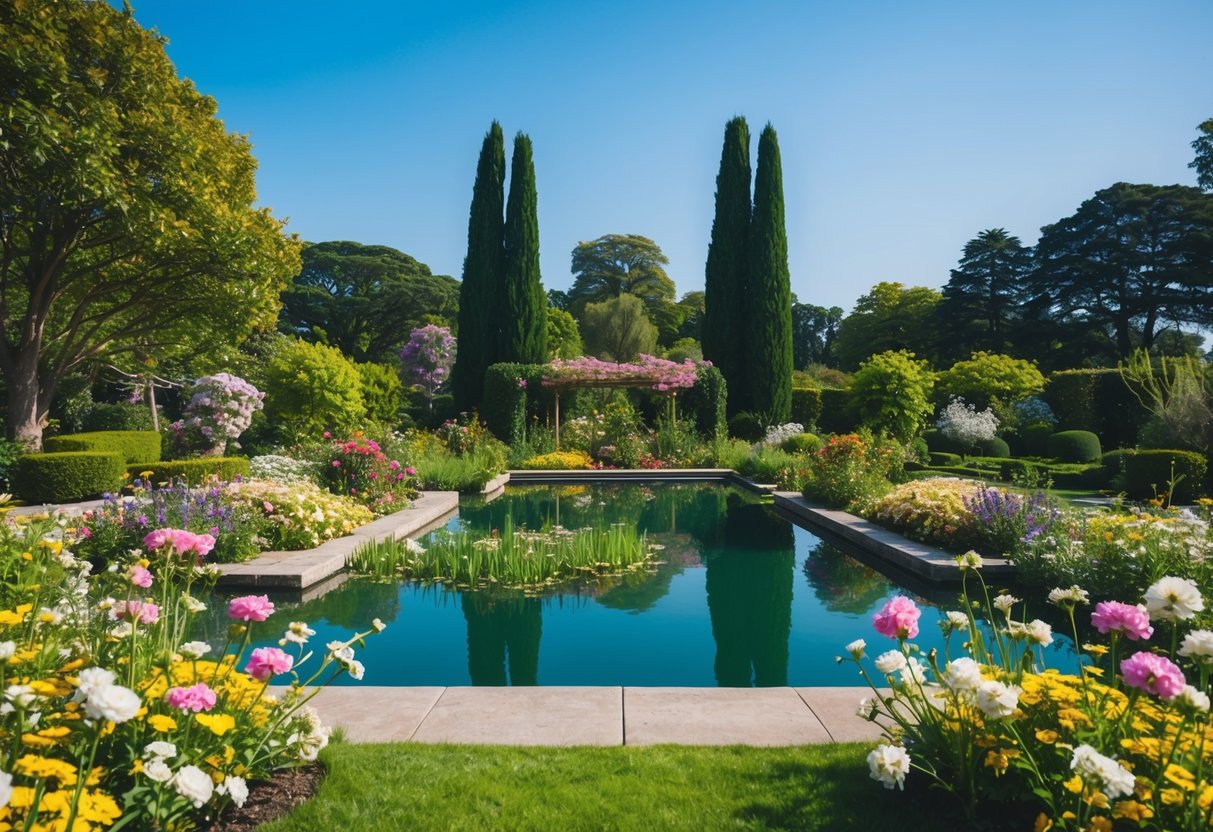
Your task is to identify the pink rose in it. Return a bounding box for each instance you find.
[1121,651,1185,699]
[405,467,416,476]
[112,600,159,625]
[129,565,153,589]
[245,647,294,681]
[873,596,921,640]
[1091,601,1154,641]
[227,595,274,622]
[143,529,171,550]
[165,682,217,712]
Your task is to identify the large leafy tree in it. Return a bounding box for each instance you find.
[279,242,457,363]
[1027,183,1213,359]
[450,123,506,410]
[499,134,547,364]
[1192,117,1213,192]
[937,229,1031,361]
[580,294,658,362]
[744,124,793,422]
[791,299,844,370]
[832,282,942,370]
[567,234,676,319]
[702,117,752,410]
[0,0,301,448]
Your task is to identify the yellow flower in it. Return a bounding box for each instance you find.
[1160,787,1185,805]
[196,713,236,736]
[983,748,1018,776]
[1082,643,1108,657]
[1111,800,1153,822]
[1199,785,1213,811]
[1034,814,1053,832]
[1035,729,1059,744]
[1164,763,1196,791]
[1085,816,1112,832]
[1063,775,1084,794]
[14,754,78,785]
[147,714,177,732]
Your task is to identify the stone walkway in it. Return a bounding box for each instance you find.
[292,686,884,746]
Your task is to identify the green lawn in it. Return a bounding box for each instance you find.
[261,742,950,832]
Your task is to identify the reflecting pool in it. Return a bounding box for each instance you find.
[204,483,1079,686]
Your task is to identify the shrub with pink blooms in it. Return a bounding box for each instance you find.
[320,432,419,514]
[842,562,1213,830]
[171,373,265,456]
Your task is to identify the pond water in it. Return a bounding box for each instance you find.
[206,483,1079,686]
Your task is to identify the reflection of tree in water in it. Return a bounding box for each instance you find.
[802,541,891,614]
[705,502,794,687]
[595,532,702,614]
[462,592,542,686]
[193,580,402,644]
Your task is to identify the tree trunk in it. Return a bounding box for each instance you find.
[6,353,45,451]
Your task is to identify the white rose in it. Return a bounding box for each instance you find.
[143,741,177,760]
[976,680,1020,719]
[867,744,910,790]
[844,639,866,659]
[1024,619,1053,647]
[84,684,141,723]
[942,657,983,694]
[0,771,11,809]
[178,641,211,660]
[173,765,214,808]
[1180,629,1213,663]
[874,650,907,675]
[1144,576,1204,622]
[1176,685,1211,713]
[73,667,116,702]
[144,759,173,783]
[218,775,249,808]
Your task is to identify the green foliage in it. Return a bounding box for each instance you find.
[128,457,252,486]
[976,435,1010,458]
[849,350,935,441]
[500,133,547,364]
[0,439,23,491]
[1119,349,1213,453]
[280,242,459,363]
[929,451,962,466]
[937,229,1031,360]
[1046,430,1102,463]
[481,363,542,446]
[816,388,856,435]
[355,362,405,426]
[790,388,823,430]
[580,295,658,361]
[263,339,366,439]
[545,307,582,360]
[727,412,765,442]
[0,0,302,448]
[744,125,793,424]
[936,352,1045,410]
[568,234,676,319]
[791,302,844,370]
[1022,423,1054,457]
[43,431,161,464]
[702,117,752,414]
[663,338,702,364]
[832,282,942,370]
[801,432,897,509]
[1103,449,1208,502]
[1043,369,1149,449]
[923,429,967,456]
[780,433,823,455]
[1194,116,1213,192]
[81,403,156,432]
[680,365,727,442]
[452,122,507,411]
[15,452,125,503]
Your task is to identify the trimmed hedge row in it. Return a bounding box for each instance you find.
[816,388,855,435]
[1101,449,1207,502]
[129,457,251,485]
[1042,369,1149,449]
[43,431,161,464]
[15,452,125,503]
[790,388,823,430]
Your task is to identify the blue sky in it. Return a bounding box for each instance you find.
[124,0,1212,313]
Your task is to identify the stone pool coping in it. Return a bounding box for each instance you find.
[283,685,885,747]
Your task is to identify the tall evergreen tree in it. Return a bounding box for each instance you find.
[500,133,547,363]
[451,122,506,410]
[745,124,793,422]
[702,117,752,415]
[936,228,1031,361]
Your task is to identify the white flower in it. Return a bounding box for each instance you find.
[1012,619,1053,647]
[218,775,249,808]
[178,641,211,660]
[857,697,878,719]
[5,685,38,709]
[37,607,62,626]
[956,551,983,571]
[943,611,970,634]
[173,764,214,808]
[143,741,177,760]
[144,759,174,783]
[84,684,141,723]
[992,594,1020,616]
[942,657,983,694]
[1176,685,1211,713]
[845,639,866,659]
[899,657,927,686]
[280,621,316,646]
[1179,630,1213,664]
[0,770,11,810]
[180,594,207,614]
[109,622,133,639]
[1144,576,1204,622]
[867,744,911,790]
[73,667,116,702]
[372,618,386,633]
[976,680,1020,719]
[347,660,365,681]
[1070,744,1135,799]
[874,650,907,675]
[404,538,426,555]
[1047,585,1090,607]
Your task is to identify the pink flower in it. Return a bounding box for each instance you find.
[129,565,153,588]
[1121,651,1186,699]
[144,529,171,550]
[1091,601,1154,641]
[332,460,341,468]
[227,595,275,622]
[143,528,214,558]
[165,682,217,712]
[245,647,294,681]
[80,526,92,539]
[388,460,401,471]
[112,600,159,625]
[405,467,416,476]
[873,596,921,640]
[323,431,332,439]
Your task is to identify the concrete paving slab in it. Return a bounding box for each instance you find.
[794,687,887,743]
[411,686,623,746]
[301,686,446,743]
[623,687,830,746]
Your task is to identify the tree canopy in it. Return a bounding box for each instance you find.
[937,229,1031,360]
[567,234,676,318]
[279,241,457,363]
[1192,117,1213,192]
[832,282,942,370]
[0,0,301,447]
[580,294,658,362]
[791,299,843,370]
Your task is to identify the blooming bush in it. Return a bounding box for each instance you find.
[400,325,456,411]
[936,397,999,450]
[172,373,264,456]
[249,453,317,485]
[519,450,595,470]
[801,432,900,509]
[541,355,704,392]
[0,514,382,829]
[1014,396,1058,429]
[760,422,805,448]
[224,479,373,549]
[867,477,981,547]
[844,560,1213,830]
[319,433,418,515]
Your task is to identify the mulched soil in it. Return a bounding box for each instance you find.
[205,763,325,832]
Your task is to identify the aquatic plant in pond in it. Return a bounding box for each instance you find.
[350,518,653,590]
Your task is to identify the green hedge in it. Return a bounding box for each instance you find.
[780,433,823,455]
[1042,369,1149,449]
[1022,423,1054,457]
[929,451,962,466]
[923,429,968,456]
[1103,449,1208,502]
[43,431,161,464]
[976,436,1010,458]
[15,452,125,503]
[681,366,728,442]
[790,388,823,430]
[129,457,251,485]
[816,388,855,435]
[482,363,542,445]
[81,402,156,432]
[1047,430,1102,463]
[727,412,764,442]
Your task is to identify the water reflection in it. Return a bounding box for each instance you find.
[462,593,542,685]
[802,541,891,614]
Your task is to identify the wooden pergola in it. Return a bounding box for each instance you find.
[542,375,682,450]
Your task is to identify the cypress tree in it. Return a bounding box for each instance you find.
[745,124,793,423]
[702,117,752,415]
[451,122,506,411]
[500,133,547,364]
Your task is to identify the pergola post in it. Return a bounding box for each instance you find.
[554,389,561,450]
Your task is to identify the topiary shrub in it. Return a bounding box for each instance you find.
[263,339,366,440]
[356,362,404,426]
[790,388,823,430]
[780,433,823,455]
[482,363,541,446]
[43,431,161,464]
[15,452,125,503]
[81,402,156,432]
[517,450,594,470]
[728,412,765,442]
[1114,450,1208,502]
[1022,423,1054,458]
[923,429,968,456]
[128,457,251,486]
[929,451,962,466]
[976,436,1010,458]
[1047,430,1102,463]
